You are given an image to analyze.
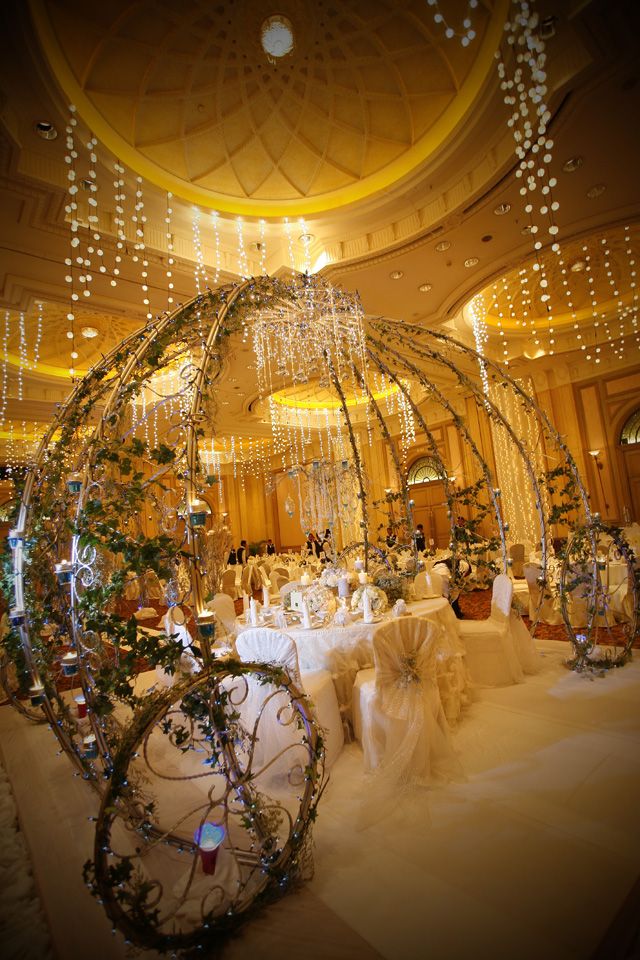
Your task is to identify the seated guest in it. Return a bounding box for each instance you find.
[266,538,276,556]
[237,539,247,565]
[414,523,426,552]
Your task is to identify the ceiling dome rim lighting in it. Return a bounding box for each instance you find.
[28,0,510,217]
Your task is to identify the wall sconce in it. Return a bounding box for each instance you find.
[588,450,610,511]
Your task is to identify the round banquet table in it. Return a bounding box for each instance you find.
[235,597,469,726]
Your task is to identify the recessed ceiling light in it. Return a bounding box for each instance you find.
[418,283,432,293]
[569,258,587,272]
[260,15,295,60]
[435,240,451,253]
[299,233,314,243]
[521,225,533,235]
[493,203,511,216]
[586,183,606,199]
[481,234,493,243]
[464,257,479,268]
[389,270,404,280]
[81,326,99,339]
[562,155,583,173]
[35,121,57,140]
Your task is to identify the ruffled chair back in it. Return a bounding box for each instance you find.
[220,568,237,599]
[508,543,525,579]
[208,593,237,636]
[236,628,302,687]
[372,617,440,720]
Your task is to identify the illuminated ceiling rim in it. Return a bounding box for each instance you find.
[28,0,509,219]
[269,378,408,410]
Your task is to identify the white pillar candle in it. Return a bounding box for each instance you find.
[362,587,373,623]
[358,570,368,585]
[338,575,350,598]
[300,572,311,586]
[354,558,364,572]
[249,598,258,625]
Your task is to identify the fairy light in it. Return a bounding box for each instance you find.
[258,220,267,275]
[470,294,490,395]
[64,105,78,374]
[236,218,249,279]
[112,161,126,289]
[0,311,9,427]
[211,211,221,284]
[192,206,208,294]
[165,192,174,308]
[33,302,43,368]
[299,219,311,274]
[284,218,296,275]
[132,176,152,321]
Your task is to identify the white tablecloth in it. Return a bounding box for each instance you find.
[236,597,468,725]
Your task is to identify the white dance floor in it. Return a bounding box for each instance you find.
[2,638,640,959]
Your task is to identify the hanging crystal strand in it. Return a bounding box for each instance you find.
[210,211,221,285]
[236,218,249,279]
[0,311,9,428]
[192,206,208,295]
[112,160,126,289]
[85,134,107,291]
[33,301,43,369]
[258,219,267,275]
[165,192,175,309]
[284,218,296,275]
[64,105,79,377]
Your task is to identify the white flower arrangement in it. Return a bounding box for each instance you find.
[305,583,337,620]
[319,566,354,589]
[350,584,388,616]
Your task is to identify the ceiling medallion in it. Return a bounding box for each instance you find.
[435,241,451,253]
[35,120,57,140]
[562,155,583,173]
[260,15,295,62]
[586,183,606,199]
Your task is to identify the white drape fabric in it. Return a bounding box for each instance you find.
[458,575,526,686]
[236,628,344,770]
[353,618,460,788]
[207,593,237,639]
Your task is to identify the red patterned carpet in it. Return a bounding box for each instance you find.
[459,587,637,647]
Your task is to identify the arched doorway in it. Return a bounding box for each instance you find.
[618,406,640,523]
[407,455,449,548]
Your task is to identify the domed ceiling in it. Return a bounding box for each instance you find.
[29,0,504,215]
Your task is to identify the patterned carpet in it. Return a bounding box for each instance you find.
[459,586,637,647]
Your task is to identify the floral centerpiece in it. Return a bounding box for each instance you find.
[282,582,337,621]
[350,584,388,616]
[319,565,355,589]
[373,572,411,605]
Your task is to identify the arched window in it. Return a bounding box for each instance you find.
[407,456,446,485]
[620,408,640,446]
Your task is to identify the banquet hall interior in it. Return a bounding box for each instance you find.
[0,0,639,958]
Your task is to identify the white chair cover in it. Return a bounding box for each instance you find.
[208,593,237,638]
[458,574,525,686]
[155,607,200,687]
[353,618,460,792]
[414,570,443,599]
[236,628,343,771]
[509,543,525,579]
[241,563,261,596]
[220,568,238,600]
[524,562,563,624]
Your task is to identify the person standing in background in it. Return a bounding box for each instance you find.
[266,538,276,556]
[414,523,426,552]
[237,539,247,565]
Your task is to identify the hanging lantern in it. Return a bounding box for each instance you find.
[29,681,46,706]
[188,498,212,527]
[196,609,216,638]
[82,733,98,759]
[55,559,75,584]
[61,650,79,676]
[66,472,83,494]
[284,495,295,518]
[7,527,24,549]
[9,606,25,626]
